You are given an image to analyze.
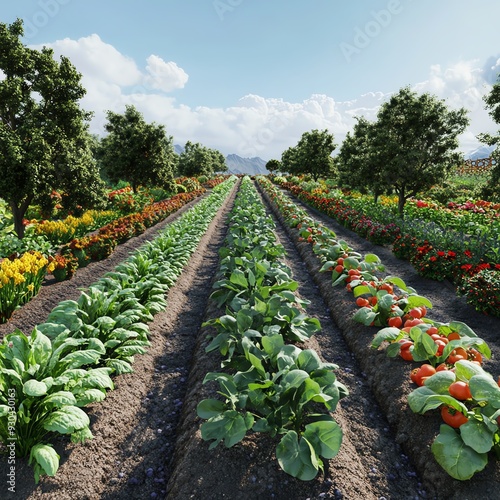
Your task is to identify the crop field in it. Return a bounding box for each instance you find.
[1,176,500,500]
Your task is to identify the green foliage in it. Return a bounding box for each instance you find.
[265,159,281,174]
[0,328,114,481]
[281,129,336,180]
[457,269,500,317]
[198,177,347,480]
[176,141,227,177]
[337,87,469,215]
[99,105,176,193]
[0,19,107,238]
[478,78,500,199]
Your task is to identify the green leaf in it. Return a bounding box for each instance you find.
[460,418,495,454]
[276,431,318,481]
[74,388,107,407]
[352,306,377,326]
[423,371,456,394]
[43,405,90,434]
[431,425,488,480]
[23,379,48,397]
[197,399,226,419]
[42,391,77,408]
[230,269,248,288]
[371,327,402,348]
[29,444,60,483]
[469,374,500,408]
[303,419,342,459]
[200,410,253,448]
[297,349,322,372]
[385,276,408,291]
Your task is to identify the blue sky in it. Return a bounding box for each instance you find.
[2,0,500,160]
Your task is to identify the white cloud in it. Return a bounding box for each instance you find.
[145,54,188,92]
[27,35,499,160]
[33,34,142,86]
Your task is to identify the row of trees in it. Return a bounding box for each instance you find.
[0,20,227,239]
[267,84,500,217]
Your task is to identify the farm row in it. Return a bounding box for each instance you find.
[1,176,499,499]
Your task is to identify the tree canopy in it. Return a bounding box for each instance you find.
[337,87,469,216]
[99,105,176,192]
[265,159,281,174]
[280,129,336,180]
[0,19,107,238]
[478,77,500,199]
[335,117,387,201]
[176,141,227,177]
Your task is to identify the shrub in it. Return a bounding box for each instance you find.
[457,269,500,317]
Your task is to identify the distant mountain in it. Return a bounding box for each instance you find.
[174,145,268,175]
[225,154,268,175]
[466,145,496,160]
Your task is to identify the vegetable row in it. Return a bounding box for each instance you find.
[256,175,500,482]
[0,177,237,482]
[197,176,348,481]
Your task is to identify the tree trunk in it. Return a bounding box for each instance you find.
[9,197,32,239]
[397,190,406,219]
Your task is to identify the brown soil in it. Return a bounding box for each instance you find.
[1,180,499,500]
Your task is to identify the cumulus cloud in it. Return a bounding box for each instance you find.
[33,34,142,86]
[145,54,188,92]
[26,35,500,160]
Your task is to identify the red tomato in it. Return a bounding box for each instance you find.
[467,348,482,364]
[356,297,370,308]
[447,331,461,341]
[410,364,436,386]
[379,283,394,294]
[441,405,468,428]
[404,318,423,328]
[399,340,414,361]
[409,308,422,319]
[335,264,344,273]
[436,363,450,372]
[388,316,403,328]
[447,347,468,364]
[426,326,439,336]
[448,381,472,400]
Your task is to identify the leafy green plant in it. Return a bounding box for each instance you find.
[198,334,347,480]
[0,328,113,482]
[408,360,500,480]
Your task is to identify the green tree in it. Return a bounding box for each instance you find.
[280,146,299,175]
[478,77,500,199]
[370,87,468,217]
[336,117,387,202]
[265,158,281,174]
[177,141,226,177]
[100,105,176,192]
[282,129,336,180]
[0,19,107,238]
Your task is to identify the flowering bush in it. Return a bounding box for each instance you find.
[0,251,51,322]
[409,242,458,281]
[79,234,117,261]
[457,269,500,317]
[48,253,79,281]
